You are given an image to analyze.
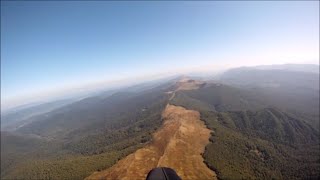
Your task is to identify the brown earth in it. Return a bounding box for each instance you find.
[175,79,206,91]
[167,78,205,101]
[85,104,217,180]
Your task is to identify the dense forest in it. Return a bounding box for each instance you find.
[171,82,320,179]
[1,82,172,179]
[1,68,319,179]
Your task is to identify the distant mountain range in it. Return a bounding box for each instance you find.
[1,64,319,179]
[254,64,319,73]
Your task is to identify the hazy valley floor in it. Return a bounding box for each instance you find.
[86,104,217,180]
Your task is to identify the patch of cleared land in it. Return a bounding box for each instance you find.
[86,104,216,180]
[175,79,206,91]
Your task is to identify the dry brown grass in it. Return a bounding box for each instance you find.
[85,104,216,180]
[175,79,206,91]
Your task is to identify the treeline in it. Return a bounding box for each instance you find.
[171,87,320,179]
[1,86,170,180]
[201,110,320,179]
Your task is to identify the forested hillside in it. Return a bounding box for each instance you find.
[219,66,319,127]
[171,81,320,179]
[1,82,173,179]
[1,71,319,180]
[1,99,74,131]
[2,0,318,178]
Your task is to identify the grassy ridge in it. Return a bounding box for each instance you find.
[1,86,170,180]
[171,86,320,179]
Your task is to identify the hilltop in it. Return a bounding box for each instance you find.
[1,67,319,179]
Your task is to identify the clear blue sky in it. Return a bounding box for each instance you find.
[1,1,319,108]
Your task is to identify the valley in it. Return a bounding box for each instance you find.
[2,2,319,179]
[87,80,216,180]
[1,66,319,180]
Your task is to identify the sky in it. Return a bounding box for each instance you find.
[1,1,319,109]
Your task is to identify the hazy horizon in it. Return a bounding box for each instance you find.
[1,1,319,110]
[2,62,319,112]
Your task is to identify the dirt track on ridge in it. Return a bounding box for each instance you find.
[86,79,216,180]
[86,104,216,180]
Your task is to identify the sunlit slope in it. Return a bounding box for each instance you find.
[219,67,320,127]
[171,83,320,179]
[86,104,216,180]
[172,83,266,112]
[1,99,74,131]
[1,82,173,179]
[2,77,319,180]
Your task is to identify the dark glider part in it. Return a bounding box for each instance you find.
[146,167,182,180]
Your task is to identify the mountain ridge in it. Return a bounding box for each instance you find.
[1,68,319,179]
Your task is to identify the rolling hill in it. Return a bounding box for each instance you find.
[218,65,319,127]
[1,81,173,179]
[1,65,319,179]
[171,67,319,179]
